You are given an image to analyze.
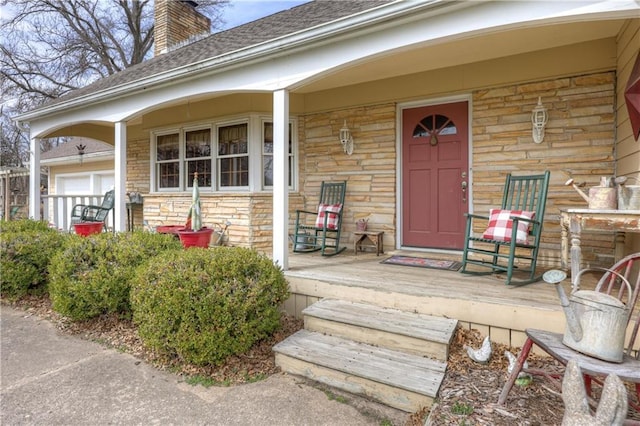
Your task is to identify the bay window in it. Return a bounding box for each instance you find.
[151,115,296,192]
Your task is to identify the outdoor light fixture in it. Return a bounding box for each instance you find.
[76,143,86,164]
[339,120,354,155]
[531,97,548,144]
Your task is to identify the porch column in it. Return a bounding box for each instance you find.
[114,121,127,232]
[273,89,289,270]
[28,135,40,220]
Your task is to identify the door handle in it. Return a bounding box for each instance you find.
[461,181,467,202]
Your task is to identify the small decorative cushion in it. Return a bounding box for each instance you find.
[482,209,535,244]
[316,203,343,230]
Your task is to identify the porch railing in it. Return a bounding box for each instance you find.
[41,194,114,232]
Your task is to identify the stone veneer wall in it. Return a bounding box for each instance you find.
[472,71,616,266]
[125,71,615,265]
[298,103,398,248]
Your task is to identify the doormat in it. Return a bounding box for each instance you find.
[381,255,462,271]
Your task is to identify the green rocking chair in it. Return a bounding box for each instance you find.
[460,171,550,285]
[293,181,347,256]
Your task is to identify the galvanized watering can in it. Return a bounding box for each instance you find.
[542,270,632,363]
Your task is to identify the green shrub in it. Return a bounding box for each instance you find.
[131,247,289,366]
[48,231,182,320]
[0,218,52,233]
[0,227,67,300]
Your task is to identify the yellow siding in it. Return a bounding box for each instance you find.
[616,19,640,253]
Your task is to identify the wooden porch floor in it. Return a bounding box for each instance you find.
[283,248,570,347]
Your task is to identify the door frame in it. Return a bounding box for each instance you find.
[395,94,474,252]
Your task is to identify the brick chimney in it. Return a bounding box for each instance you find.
[154,0,211,56]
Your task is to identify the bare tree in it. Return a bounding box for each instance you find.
[0,0,228,166]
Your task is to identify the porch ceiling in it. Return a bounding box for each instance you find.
[293,19,627,94]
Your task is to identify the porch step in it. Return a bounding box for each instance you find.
[273,329,446,413]
[302,298,457,361]
[274,298,458,412]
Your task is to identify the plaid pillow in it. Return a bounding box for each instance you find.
[315,203,343,230]
[482,209,535,244]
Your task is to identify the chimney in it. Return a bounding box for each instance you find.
[154,0,211,56]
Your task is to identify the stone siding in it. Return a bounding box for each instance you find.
[125,71,616,265]
[472,71,616,266]
[299,104,398,247]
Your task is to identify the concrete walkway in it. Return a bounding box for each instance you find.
[1,306,408,425]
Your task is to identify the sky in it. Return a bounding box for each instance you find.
[219,0,309,30]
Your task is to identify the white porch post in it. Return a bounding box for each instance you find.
[273,89,289,270]
[28,136,40,220]
[114,122,127,232]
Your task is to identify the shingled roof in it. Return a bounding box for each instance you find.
[41,0,391,110]
[40,138,113,160]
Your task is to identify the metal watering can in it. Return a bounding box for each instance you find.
[542,269,632,363]
[565,178,617,209]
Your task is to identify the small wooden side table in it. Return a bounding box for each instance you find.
[354,231,384,256]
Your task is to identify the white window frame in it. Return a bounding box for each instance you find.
[260,117,297,190]
[184,125,213,190]
[149,114,297,194]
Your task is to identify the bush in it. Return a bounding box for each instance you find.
[48,231,182,320]
[0,226,66,300]
[0,218,52,233]
[131,247,290,366]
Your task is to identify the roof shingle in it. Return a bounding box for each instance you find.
[40,1,391,110]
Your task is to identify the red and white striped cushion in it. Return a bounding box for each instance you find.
[315,203,342,230]
[482,209,535,244]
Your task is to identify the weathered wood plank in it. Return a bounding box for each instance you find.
[303,299,457,360]
[275,354,435,413]
[303,299,457,343]
[527,329,640,382]
[273,330,446,396]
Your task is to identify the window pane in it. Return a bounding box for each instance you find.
[187,160,212,187]
[263,156,273,186]
[220,157,248,187]
[186,129,211,158]
[440,121,457,135]
[435,114,448,130]
[264,123,273,154]
[262,122,294,188]
[157,133,179,160]
[158,162,179,188]
[412,125,430,138]
[218,124,248,156]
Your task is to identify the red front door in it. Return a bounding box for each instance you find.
[402,101,469,249]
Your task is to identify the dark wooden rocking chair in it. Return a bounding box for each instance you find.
[293,181,347,256]
[460,170,550,285]
[70,189,115,232]
[498,252,640,418]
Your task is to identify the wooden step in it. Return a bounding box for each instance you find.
[273,330,446,413]
[302,298,457,361]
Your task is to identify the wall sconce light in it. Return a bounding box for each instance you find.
[76,143,86,164]
[339,120,354,155]
[531,97,548,144]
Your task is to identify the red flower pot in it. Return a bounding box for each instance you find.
[176,227,214,248]
[74,222,104,236]
[156,225,184,237]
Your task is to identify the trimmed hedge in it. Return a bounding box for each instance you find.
[48,231,182,320]
[0,222,66,300]
[131,247,289,366]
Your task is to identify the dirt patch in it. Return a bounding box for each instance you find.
[6,296,638,425]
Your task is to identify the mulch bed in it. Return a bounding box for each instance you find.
[5,296,639,425]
